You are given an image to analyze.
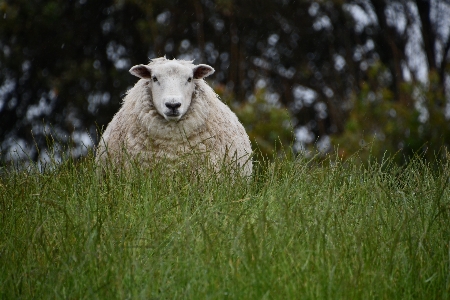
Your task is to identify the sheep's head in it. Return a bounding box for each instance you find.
[129,59,214,121]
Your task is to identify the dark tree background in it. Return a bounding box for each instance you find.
[1,0,449,163]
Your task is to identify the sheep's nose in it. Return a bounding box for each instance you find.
[165,102,181,110]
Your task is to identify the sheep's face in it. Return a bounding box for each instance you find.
[130,60,214,121]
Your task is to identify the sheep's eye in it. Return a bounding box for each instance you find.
[187,77,192,82]
[152,76,158,82]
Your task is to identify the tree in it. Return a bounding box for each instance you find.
[1,0,449,163]
[332,0,450,162]
[1,0,133,160]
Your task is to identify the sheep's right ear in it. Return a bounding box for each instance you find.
[129,64,152,79]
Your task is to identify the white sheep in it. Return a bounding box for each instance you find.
[96,57,252,176]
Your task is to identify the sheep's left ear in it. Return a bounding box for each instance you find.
[193,64,215,79]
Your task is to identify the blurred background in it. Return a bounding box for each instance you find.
[0,0,449,164]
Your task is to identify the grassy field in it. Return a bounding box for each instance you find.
[1,151,449,299]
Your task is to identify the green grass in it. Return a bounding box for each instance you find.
[1,151,449,299]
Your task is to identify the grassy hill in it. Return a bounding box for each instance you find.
[1,151,449,299]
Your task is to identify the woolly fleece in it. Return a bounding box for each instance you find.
[96,57,252,175]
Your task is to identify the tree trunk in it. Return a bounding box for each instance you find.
[371,0,410,105]
[192,0,205,62]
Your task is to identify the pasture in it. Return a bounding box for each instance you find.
[1,152,449,299]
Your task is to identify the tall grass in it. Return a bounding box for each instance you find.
[1,150,449,299]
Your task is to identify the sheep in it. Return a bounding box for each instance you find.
[96,57,252,176]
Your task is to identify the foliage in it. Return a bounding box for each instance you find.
[1,151,450,298]
[333,62,450,164]
[216,85,294,159]
[0,0,449,163]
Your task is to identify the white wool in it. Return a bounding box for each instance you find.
[96,57,252,175]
